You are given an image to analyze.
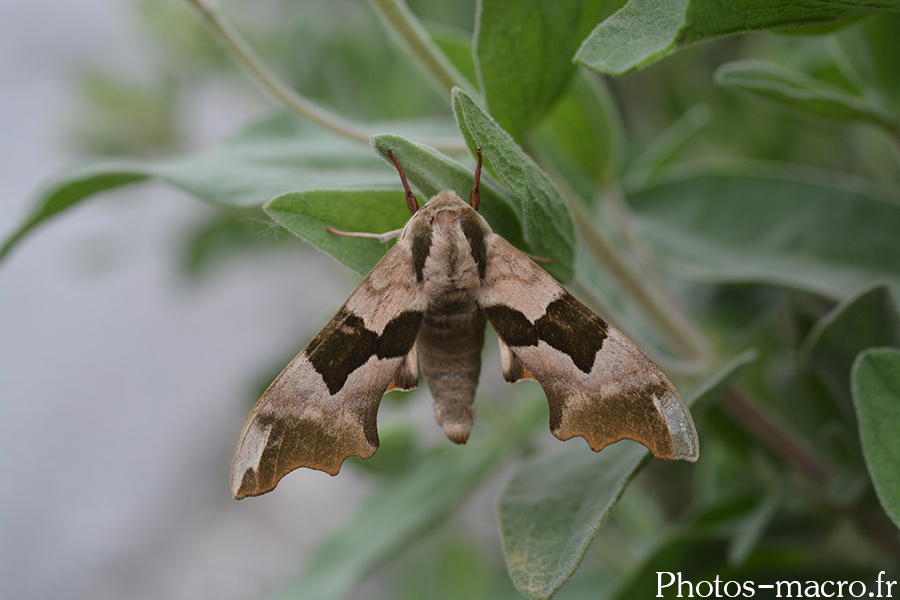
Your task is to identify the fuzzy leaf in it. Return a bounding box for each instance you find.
[475,0,610,137]
[1,112,397,261]
[715,59,898,129]
[628,164,900,301]
[852,348,900,528]
[264,189,412,275]
[279,400,544,600]
[498,352,755,599]
[500,441,648,600]
[576,0,900,76]
[533,73,624,189]
[370,133,527,249]
[452,89,576,281]
[802,284,900,411]
[265,134,538,276]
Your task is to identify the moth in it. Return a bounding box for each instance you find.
[231,149,698,499]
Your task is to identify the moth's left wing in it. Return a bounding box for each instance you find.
[231,239,426,498]
[478,236,698,462]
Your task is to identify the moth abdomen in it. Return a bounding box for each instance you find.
[416,309,487,444]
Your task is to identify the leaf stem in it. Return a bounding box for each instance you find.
[183,0,466,153]
[366,0,476,97]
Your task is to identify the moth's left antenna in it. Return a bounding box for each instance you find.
[386,150,419,214]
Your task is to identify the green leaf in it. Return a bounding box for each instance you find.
[497,353,754,599]
[499,441,648,600]
[802,284,900,411]
[833,13,900,116]
[728,489,782,564]
[388,533,519,600]
[851,348,900,528]
[1,112,395,261]
[179,210,287,279]
[1,167,148,261]
[609,535,731,600]
[451,88,576,280]
[533,72,624,189]
[264,189,412,275]
[628,164,900,301]
[370,133,527,249]
[689,350,758,416]
[429,23,479,92]
[715,59,898,130]
[475,0,610,137]
[575,0,900,76]
[279,400,543,600]
[261,133,541,277]
[624,103,712,185]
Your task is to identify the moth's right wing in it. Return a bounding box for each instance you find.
[231,239,426,498]
[478,235,698,462]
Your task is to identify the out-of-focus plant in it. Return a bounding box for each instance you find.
[4,1,900,598]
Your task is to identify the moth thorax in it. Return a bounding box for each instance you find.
[421,212,481,313]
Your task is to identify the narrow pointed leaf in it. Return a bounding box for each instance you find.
[628,164,900,301]
[500,441,648,600]
[1,112,396,261]
[802,284,900,410]
[475,0,611,137]
[575,0,900,76]
[370,134,526,249]
[715,59,898,129]
[851,348,900,528]
[264,189,412,275]
[451,88,575,281]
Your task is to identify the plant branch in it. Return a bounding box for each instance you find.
[720,387,831,486]
[601,183,710,355]
[567,197,712,366]
[366,0,476,97]
[184,0,466,153]
[720,386,900,558]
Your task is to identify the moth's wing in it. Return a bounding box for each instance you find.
[478,236,698,462]
[231,240,426,498]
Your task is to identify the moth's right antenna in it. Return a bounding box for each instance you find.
[469,148,482,211]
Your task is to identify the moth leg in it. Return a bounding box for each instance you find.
[327,226,402,245]
[523,251,553,264]
[498,338,536,383]
[386,346,419,392]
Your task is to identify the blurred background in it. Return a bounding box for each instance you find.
[1,2,388,599]
[3,1,899,599]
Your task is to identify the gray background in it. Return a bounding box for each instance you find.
[0,2,393,598]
